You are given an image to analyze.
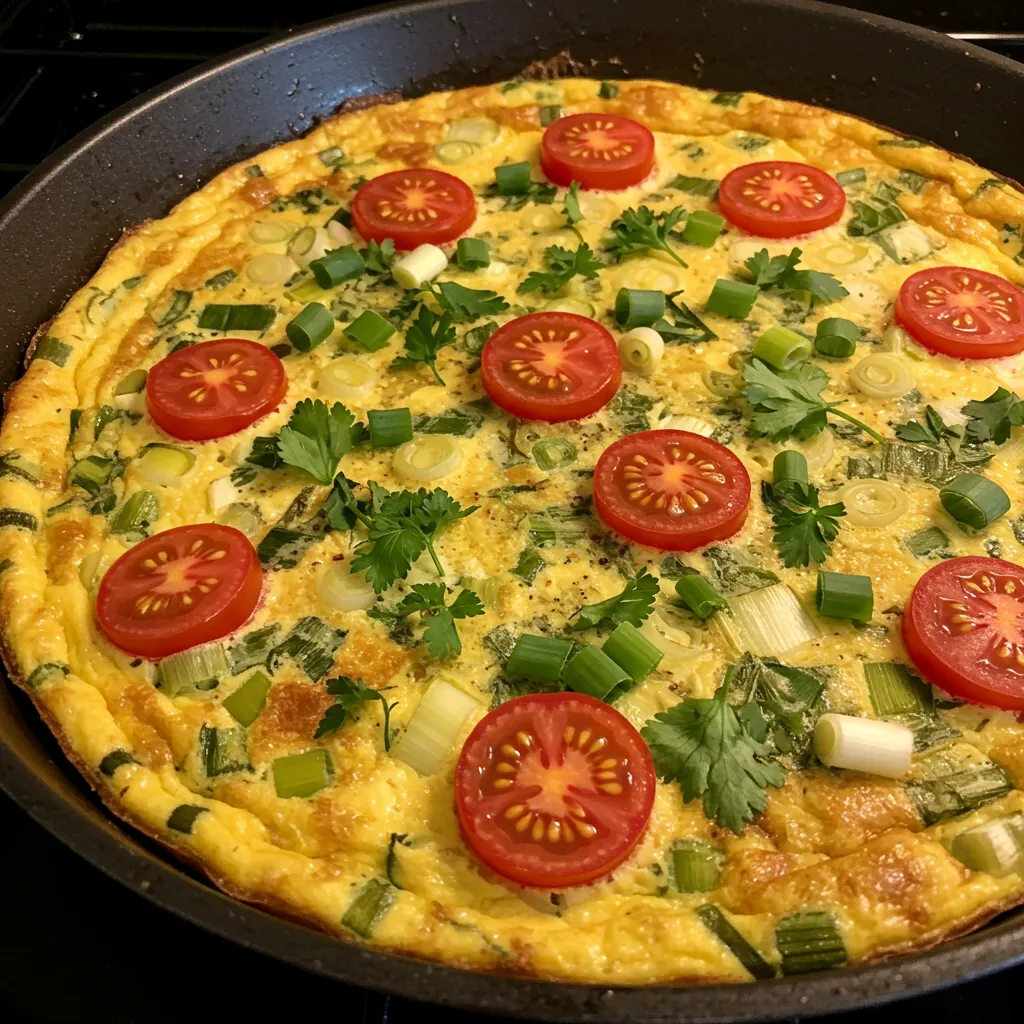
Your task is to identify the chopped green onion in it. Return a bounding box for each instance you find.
[368,408,413,448]
[158,641,229,696]
[32,335,72,366]
[712,92,743,106]
[681,210,725,247]
[99,749,137,777]
[434,140,477,164]
[309,245,365,288]
[539,105,561,126]
[904,525,951,558]
[456,237,490,270]
[706,279,758,319]
[512,546,547,585]
[197,304,276,332]
[135,444,196,488]
[940,472,1010,531]
[495,161,532,195]
[532,437,577,471]
[272,748,332,799]
[318,145,346,169]
[506,634,573,683]
[716,583,818,657]
[836,168,866,186]
[813,712,913,778]
[775,911,847,975]
[115,368,147,395]
[602,622,662,683]
[865,662,931,717]
[109,490,159,538]
[563,645,632,702]
[814,317,859,358]
[675,571,728,619]
[70,455,117,495]
[199,724,250,776]
[909,761,1012,826]
[222,671,273,727]
[286,302,334,351]
[267,616,346,682]
[696,905,775,980]
[772,450,809,498]
[615,288,666,328]
[598,82,619,99]
[228,625,280,675]
[391,678,481,776]
[753,325,812,370]
[949,814,1024,877]
[342,878,396,938]
[167,805,207,834]
[671,839,724,892]
[816,571,873,621]
[344,309,395,351]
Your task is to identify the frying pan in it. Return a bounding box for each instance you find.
[2,0,1024,1018]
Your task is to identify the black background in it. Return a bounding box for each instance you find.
[2,1,1023,1021]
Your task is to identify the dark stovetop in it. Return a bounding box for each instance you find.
[2,2,1024,1022]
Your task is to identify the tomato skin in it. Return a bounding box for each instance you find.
[454,692,655,889]
[146,339,287,442]
[540,113,655,191]
[894,266,1024,360]
[594,430,751,551]
[96,524,263,659]
[350,169,476,249]
[481,312,621,423]
[903,556,1024,711]
[718,161,845,238]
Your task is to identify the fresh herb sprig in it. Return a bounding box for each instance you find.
[744,247,848,306]
[894,404,962,446]
[604,206,689,268]
[430,281,510,323]
[763,479,846,568]
[517,243,603,296]
[276,399,366,485]
[364,238,396,275]
[394,583,484,659]
[562,181,584,243]
[568,567,659,632]
[391,305,457,385]
[894,403,992,468]
[315,675,397,749]
[962,387,1024,445]
[742,359,884,443]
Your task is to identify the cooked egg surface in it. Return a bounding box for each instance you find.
[2,77,1024,983]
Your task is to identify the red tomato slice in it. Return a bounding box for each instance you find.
[903,556,1024,711]
[540,113,655,191]
[146,339,287,442]
[718,161,846,238]
[594,430,751,551]
[350,169,476,249]
[454,692,655,889]
[96,524,262,660]
[894,266,1024,359]
[481,312,621,423]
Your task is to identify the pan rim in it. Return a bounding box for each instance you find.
[2,0,1024,1017]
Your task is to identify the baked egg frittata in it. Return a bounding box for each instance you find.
[5,75,1024,984]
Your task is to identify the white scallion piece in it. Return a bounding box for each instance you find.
[248,219,296,244]
[661,414,715,437]
[288,226,332,268]
[207,476,240,513]
[318,357,378,402]
[715,584,818,657]
[78,551,102,590]
[392,244,448,290]
[319,564,376,612]
[114,392,145,413]
[135,445,196,488]
[849,353,914,399]
[618,327,664,375]
[949,815,1024,877]
[393,435,462,483]
[446,116,499,146]
[327,220,356,246]
[837,479,909,528]
[245,253,298,287]
[392,678,481,776]
[880,323,911,353]
[813,713,913,778]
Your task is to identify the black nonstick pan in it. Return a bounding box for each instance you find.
[2,0,1024,1019]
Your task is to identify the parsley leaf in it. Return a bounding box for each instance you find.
[741,359,883,443]
[276,399,366,485]
[432,280,510,322]
[394,582,484,659]
[641,680,785,834]
[744,247,848,305]
[315,675,396,749]
[962,387,1024,445]
[654,291,717,344]
[895,404,962,445]
[562,181,584,241]
[344,484,479,592]
[517,243,603,296]
[364,238,395,275]
[391,305,457,385]
[764,479,845,567]
[568,567,660,632]
[604,205,689,268]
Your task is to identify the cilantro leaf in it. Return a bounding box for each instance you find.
[391,305,457,385]
[764,479,846,568]
[517,243,603,296]
[962,387,1024,445]
[350,485,479,592]
[654,291,716,344]
[641,682,785,834]
[568,567,660,632]
[394,582,484,659]
[604,206,689,268]
[743,246,848,305]
[433,280,510,323]
[276,399,366,485]
[364,238,395,275]
[315,675,396,750]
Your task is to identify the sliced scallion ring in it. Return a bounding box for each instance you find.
[134,445,196,488]
[393,435,462,482]
[506,634,573,682]
[542,298,595,317]
[392,244,448,290]
[288,225,332,268]
[319,564,377,612]
[434,140,478,165]
[837,479,909,528]
[447,116,499,146]
[816,570,873,622]
[618,261,684,294]
[701,369,741,398]
[940,472,1010,531]
[615,288,666,328]
[617,327,664,375]
[660,414,715,437]
[813,713,913,778]
[215,502,263,538]
[248,219,296,244]
[849,353,914,399]
[245,253,298,287]
[327,220,356,246]
[318,356,378,402]
[753,325,812,370]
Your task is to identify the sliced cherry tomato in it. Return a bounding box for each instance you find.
[96,524,262,660]
[894,266,1024,359]
[350,169,476,249]
[146,339,286,442]
[594,430,751,551]
[454,692,655,889]
[903,556,1024,711]
[540,113,655,191]
[481,312,621,423]
[718,161,846,238]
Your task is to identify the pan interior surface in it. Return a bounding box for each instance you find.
[2,0,1024,1018]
